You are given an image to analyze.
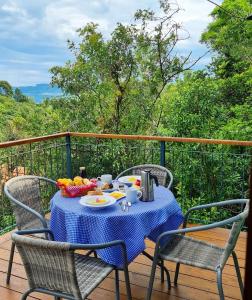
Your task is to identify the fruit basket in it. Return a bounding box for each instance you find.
[57,177,97,198]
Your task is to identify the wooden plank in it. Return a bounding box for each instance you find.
[0,230,13,245]
[70,132,252,146]
[0,226,245,300]
[98,276,237,300]
[108,267,242,300]
[0,273,53,300]
[0,132,68,148]
[188,225,247,240]
[0,132,251,149]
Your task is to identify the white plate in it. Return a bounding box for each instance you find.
[79,195,116,210]
[118,175,141,186]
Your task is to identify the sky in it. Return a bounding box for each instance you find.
[0,0,222,87]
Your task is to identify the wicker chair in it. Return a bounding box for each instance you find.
[12,229,132,300]
[4,175,56,284]
[116,164,173,189]
[146,199,249,300]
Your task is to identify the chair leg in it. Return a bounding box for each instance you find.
[232,251,244,296]
[174,262,180,285]
[217,267,224,300]
[21,288,33,300]
[142,250,170,288]
[146,255,159,300]
[160,261,171,290]
[115,269,120,300]
[6,241,15,284]
[164,265,171,290]
[160,259,164,283]
[123,266,132,300]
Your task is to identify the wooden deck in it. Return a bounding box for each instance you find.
[0,226,246,300]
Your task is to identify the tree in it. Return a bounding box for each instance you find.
[13,88,30,102]
[0,81,13,97]
[160,71,227,138]
[51,0,204,134]
[201,0,252,78]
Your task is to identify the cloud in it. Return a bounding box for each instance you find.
[42,1,110,41]
[1,0,26,16]
[0,0,221,86]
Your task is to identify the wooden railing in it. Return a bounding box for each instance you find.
[0,131,252,148]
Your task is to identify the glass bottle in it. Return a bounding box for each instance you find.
[79,166,87,178]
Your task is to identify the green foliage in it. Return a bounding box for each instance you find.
[160,71,227,138]
[13,88,30,102]
[0,94,64,141]
[0,80,13,97]
[201,0,252,78]
[160,70,251,141]
[219,103,252,140]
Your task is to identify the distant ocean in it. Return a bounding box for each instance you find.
[16,83,62,103]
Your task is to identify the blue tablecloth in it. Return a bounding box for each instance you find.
[50,186,183,267]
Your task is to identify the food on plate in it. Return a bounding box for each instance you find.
[135,179,141,186]
[88,197,108,205]
[109,191,125,200]
[127,176,137,182]
[101,182,110,190]
[87,189,103,196]
[96,198,107,203]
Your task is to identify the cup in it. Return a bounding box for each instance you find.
[126,187,142,204]
[97,174,112,184]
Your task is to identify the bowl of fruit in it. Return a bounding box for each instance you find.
[57,177,97,198]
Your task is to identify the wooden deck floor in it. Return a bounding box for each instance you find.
[0,226,246,300]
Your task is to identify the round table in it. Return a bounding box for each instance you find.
[50,186,183,267]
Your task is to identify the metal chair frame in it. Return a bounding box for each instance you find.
[146,199,249,300]
[4,175,56,284]
[12,229,132,300]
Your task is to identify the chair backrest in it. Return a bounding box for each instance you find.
[12,232,82,299]
[4,176,45,230]
[116,164,173,189]
[220,200,249,268]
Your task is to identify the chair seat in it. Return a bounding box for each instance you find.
[75,254,114,299]
[159,234,225,271]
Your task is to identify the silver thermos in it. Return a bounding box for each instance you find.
[140,170,159,201]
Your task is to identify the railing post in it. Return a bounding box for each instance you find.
[160,141,166,167]
[66,134,72,178]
